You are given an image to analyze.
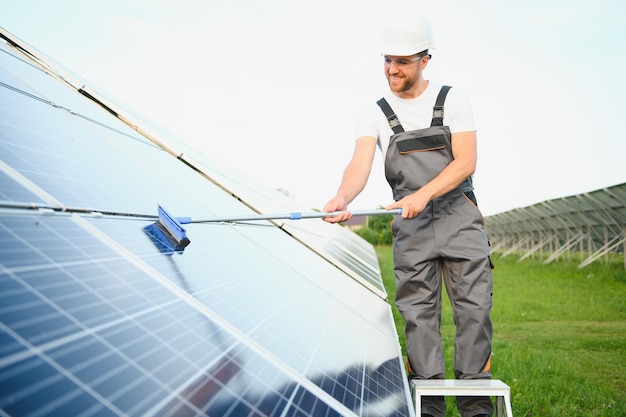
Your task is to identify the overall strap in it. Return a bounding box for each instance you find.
[378,85,453,131]
[376,98,404,134]
[431,85,452,127]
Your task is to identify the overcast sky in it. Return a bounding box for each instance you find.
[2,0,625,215]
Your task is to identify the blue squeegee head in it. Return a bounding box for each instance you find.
[157,205,191,249]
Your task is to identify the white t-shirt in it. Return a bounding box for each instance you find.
[355,81,477,158]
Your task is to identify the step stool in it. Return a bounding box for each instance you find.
[410,379,513,417]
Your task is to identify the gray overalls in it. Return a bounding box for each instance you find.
[378,86,494,417]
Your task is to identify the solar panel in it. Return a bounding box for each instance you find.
[180,152,388,297]
[0,28,413,417]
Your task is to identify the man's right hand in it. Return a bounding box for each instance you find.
[322,197,352,223]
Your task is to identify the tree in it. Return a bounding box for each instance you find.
[355,208,394,245]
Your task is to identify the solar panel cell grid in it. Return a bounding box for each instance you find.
[0,30,413,417]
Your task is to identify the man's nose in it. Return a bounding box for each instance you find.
[387,63,400,74]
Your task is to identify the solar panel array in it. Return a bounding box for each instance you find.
[485,183,626,268]
[0,28,413,417]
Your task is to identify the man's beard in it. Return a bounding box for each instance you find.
[387,75,416,93]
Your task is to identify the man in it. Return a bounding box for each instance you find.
[323,17,494,417]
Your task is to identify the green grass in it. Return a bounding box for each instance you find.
[375,246,626,416]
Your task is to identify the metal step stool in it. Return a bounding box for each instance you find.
[410,379,513,417]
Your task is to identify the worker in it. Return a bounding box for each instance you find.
[322,16,494,417]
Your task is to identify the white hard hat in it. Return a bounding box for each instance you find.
[381,17,435,56]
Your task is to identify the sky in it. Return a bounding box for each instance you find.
[2,0,625,215]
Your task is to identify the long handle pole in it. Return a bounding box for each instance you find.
[176,208,402,224]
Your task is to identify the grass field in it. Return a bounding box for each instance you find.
[374,246,626,417]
